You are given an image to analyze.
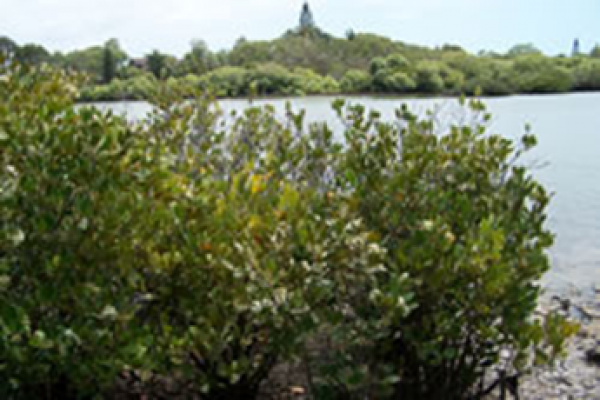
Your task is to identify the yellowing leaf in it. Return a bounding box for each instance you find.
[248,215,261,230]
[251,175,264,195]
[279,184,300,210]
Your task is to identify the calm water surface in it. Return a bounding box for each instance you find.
[92,93,600,292]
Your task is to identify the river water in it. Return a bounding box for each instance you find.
[91,92,600,292]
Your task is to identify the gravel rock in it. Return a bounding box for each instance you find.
[517,288,600,400]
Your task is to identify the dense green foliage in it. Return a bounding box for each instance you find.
[3,31,600,100]
[0,65,151,397]
[0,63,576,399]
[315,100,577,399]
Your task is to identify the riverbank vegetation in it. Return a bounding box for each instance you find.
[0,62,577,399]
[2,29,600,101]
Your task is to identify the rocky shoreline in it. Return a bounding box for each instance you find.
[517,286,600,400]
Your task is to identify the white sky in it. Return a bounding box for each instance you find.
[1,0,599,56]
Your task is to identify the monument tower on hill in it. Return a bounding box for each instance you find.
[300,2,315,29]
[572,38,581,56]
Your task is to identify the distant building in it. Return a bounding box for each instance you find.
[572,39,581,56]
[300,2,315,29]
[129,57,148,70]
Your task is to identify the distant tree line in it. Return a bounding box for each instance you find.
[2,30,600,100]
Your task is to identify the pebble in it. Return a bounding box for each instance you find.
[586,345,600,366]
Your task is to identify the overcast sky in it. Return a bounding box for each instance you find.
[2,0,599,57]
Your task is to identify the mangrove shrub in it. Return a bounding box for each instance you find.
[0,63,574,399]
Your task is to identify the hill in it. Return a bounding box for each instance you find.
[3,27,600,100]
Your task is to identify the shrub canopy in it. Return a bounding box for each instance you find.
[0,63,575,399]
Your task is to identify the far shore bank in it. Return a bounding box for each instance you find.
[77,88,600,104]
